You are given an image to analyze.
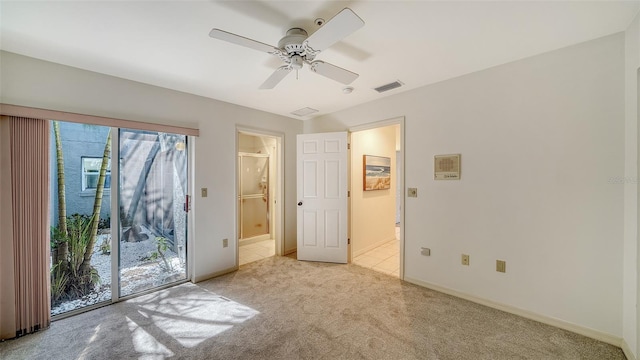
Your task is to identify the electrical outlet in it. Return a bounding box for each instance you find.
[421,247,431,256]
[496,260,506,273]
[461,254,470,266]
[222,238,228,248]
[201,188,208,197]
[408,188,418,197]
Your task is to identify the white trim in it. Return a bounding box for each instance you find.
[239,234,271,246]
[622,338,637,360]
[192,266,238,283]
[404,276,623,348]
[349,117,405,133]
[81,156,112,191]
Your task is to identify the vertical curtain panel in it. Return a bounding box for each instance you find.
[0,116,50,339]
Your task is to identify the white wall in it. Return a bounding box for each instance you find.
[625,10,640,360]
[238,133,276,154]
[0,51,303,281]
[351,125,397,256]
[306,34,625,340]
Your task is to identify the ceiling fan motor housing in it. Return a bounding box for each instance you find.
[278,28,309,56]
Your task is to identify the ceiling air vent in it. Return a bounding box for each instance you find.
[291,107,319,117]
[374,80,404,93]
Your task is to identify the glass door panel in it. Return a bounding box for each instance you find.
[49,121,112,316]
[118,129,188,297]
[238,155,269,239]
[241,197,269,238]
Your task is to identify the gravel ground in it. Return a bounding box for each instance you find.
[51,226,186,316]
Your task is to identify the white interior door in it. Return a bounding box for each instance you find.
[297,132,348,263]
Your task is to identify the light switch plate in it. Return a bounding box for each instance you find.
[201,188,208,197]
[408,188,418,197]
[496,260,506,273]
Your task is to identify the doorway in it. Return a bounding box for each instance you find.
[237,130,282,266]
[349,120,403,278]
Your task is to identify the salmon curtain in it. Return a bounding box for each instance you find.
[0,116,50,339]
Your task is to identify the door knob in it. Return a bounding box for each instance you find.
[298,201,303,206]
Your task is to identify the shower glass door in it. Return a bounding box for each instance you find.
[239,154,269,240]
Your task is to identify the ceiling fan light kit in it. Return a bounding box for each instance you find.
[209,8,365,89]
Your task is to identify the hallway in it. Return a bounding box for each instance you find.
[352,227,400,277]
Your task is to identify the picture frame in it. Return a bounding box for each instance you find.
[363,155,391,191]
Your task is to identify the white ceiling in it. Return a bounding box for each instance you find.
[1,1,638,120]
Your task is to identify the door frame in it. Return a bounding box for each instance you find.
[348,116,405,280]
[236,127,284,261]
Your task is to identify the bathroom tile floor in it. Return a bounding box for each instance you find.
[239,239,275,266]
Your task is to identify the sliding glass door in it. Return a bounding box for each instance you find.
[50,122,189,316]
[118,129,188,297]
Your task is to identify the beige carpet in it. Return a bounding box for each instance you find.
[0,256,626,359]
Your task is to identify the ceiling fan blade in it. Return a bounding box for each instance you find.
[259,66,293,89]
[305,8,364,52]
[209,29,277,53]
[310,61,358,85]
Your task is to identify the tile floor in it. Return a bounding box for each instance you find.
[239,239,275,266]
[352,227,400,277]
[240,227,400,275]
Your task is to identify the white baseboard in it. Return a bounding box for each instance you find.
[192,266,238,283]
[239,234,271,246]
[404,276,623,348]
[353,236,396,257]
[622,338,637,360]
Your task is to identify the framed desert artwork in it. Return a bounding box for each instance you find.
[363,155,391,191]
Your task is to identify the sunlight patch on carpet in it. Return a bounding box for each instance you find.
[126,317,175,358]
[126,283,259,349]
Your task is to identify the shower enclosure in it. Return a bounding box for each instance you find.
[238,153,270,242]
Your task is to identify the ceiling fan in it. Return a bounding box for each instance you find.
[209,8,364,89]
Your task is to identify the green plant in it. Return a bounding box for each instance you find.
[150,237,173,272]
[66,214,94,276]
[50,225,67,249]
[50,261,69,305]
[99,236,111,255]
